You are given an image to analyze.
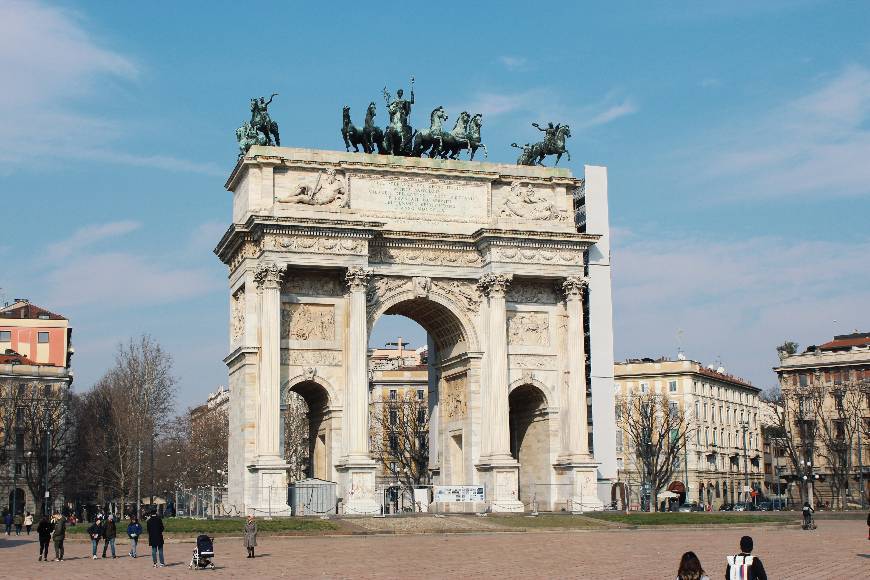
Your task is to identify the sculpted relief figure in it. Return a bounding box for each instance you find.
[277,168,348,207]
[501,181,566,222]
[507,311,550,346]
[230,289,245,343]
[382,77,415,155]
[283,303,336,341]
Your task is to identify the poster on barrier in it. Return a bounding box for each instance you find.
[433,485,485,503]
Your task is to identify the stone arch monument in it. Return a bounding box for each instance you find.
[216,146,616,514]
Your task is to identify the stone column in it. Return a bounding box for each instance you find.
[562,275,589,460]
[476,273,523,512]
[344,266,372,461]
[254,262,284,462]
[338,267,379,515]
[479,273,513,461]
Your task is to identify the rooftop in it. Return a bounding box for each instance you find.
[815,332,870,352]
[0,299,67,321]
[616,356,758,391]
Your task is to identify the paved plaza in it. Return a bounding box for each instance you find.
[0,520,866,578]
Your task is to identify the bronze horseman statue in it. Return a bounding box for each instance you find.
[513,121,571,166]
[236,93,280,157]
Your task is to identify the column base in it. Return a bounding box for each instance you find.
[246,463,291,517]
[337,457,380,515]
[477,458,524,512]
[555,460,603,513]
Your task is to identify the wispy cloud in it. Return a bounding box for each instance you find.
[46,220,141,261]
[0,0,217,175]
[698,65,870,199]
[579,98,638,128]
[613,234,870,387]
[498,56,529,71]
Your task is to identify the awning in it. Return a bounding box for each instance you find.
[658,490,679,499]
[667,481,686,493]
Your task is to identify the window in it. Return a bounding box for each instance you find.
[15,432,24,454]
[695,401,700,419]
[14,463,23,475]
[668,380,677,393]
[389,461,397,474]
[43,384,52,398]
[417,389,424,401]
[38,331,49,343]
[0,330,10,341]
[704,403,708,420]
[389,389,397,400]
[389,409,397,426]
[669,401,679,418]
[640,382,649,394]
[17,383,26,397]
[713,430,717,445]
[389,434,398,452]
[615,431,623,452]
[417,408,426,424]
[616,458,624,470]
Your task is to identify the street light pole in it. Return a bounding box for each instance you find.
[740,421,750,505]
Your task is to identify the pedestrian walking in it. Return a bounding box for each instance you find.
[127,516,142,558]
[52,512,66,561]
[24,511,33,534]
[147,512,165,568]
[36,515,52,562]
[244,515,258,558]
[13,512,23,535]
[725,535,767,580]
[675,551,709,580]
[102,514,117,558]
[3,512,11,535]
[87,517,104,560]
[801,501,815,530]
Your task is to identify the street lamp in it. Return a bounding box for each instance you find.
[801,459,819,509]
[739,421,750,505]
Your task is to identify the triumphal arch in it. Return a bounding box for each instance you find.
[217,145,616,514]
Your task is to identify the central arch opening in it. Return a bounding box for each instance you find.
[369,294,476,511]
[283,380,331,482]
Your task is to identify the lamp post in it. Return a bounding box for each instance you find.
[739,421,750,505]
[801,459,819,509]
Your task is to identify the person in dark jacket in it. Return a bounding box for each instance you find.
[244,515,258,558]
[52,512,66,561]
[13,512,23,535]
[36,515,52,561]
[147,513,165,568]
[3,512,12,535]
[87,517,104,560]
[725,535,767,580]
[102,514,117,558]
[127,517,143,558]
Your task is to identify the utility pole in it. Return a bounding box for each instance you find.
[44,410,51,517]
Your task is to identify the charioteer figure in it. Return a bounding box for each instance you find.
[383,77,415,155]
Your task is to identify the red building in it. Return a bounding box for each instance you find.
[0,299,73,367]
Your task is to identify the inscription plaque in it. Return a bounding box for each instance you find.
[350,174,487,219]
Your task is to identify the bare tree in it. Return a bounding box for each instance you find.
[616,392,693,512]
[370,391,429,490]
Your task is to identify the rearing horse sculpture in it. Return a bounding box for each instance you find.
[438,111,471,160]
[411,106,448,157]
[363,102,385,154]
[341,106,368,153]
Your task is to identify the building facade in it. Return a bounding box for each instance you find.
[773,332,870,508]
[0,300,74,517]
[614,358,764,510]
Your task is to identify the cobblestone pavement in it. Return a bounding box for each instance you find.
[0,520,866,578]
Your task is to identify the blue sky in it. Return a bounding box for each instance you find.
[2,1,869,408]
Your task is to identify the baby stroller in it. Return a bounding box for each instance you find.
[189,534,216,570]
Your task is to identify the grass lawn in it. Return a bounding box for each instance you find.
[488,514,607,529]
[585,512,795,526]
[66,517,339,537]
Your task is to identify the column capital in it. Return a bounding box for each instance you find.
[476,273,512,298]
[254,262,285,290]
[345,267,372,293]
[561,275,589,300]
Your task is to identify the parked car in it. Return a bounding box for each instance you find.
[733,503,746,511]
[756,501,772,511]
[678,502,704,512]
[719,503,734,511]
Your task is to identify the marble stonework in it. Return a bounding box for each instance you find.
[216,146,616,514]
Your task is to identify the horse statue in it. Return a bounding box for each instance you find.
[363,102,386,154]
[411,106,448,157]
[341,106,369,153]
[250,94,280,146]
[511,142,535,166]
[236,121,265,158]
[522,123,571,166]
[438,111,471,159]
[465,113,487,160]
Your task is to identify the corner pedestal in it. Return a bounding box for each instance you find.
[478,458,524,512]
[556,459,604,513]
[247,461,291,517]
[337,458,380,515]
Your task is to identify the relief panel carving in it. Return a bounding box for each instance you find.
[282,303,336,341]
[283,272,344,297]
[442,374,467,421]
[262,234,366,255]
[369,245,482,266]
[500,181,567,222]
[507,311,550,346]
[510,354,556,370]
[492,246,584,265]
[281,349,342,366]
[506,280,558,304]
[366,276,412,311]
[230,288,245,344]
[430,279,481,312]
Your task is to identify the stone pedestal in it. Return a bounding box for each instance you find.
[478,460,524,512]
[337,459,380,515]
[557,461,604,513]
[248,464,291,516]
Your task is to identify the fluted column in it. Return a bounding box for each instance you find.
[254,262,284,461]
[563,276,590,458]
[478,273,513,461]
[344,267,372,461]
